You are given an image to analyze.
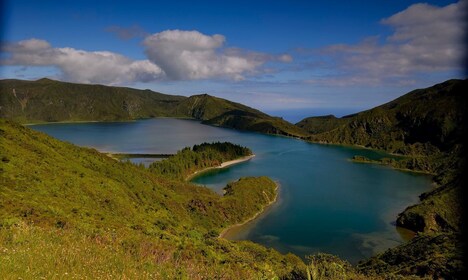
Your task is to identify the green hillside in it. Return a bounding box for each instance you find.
[0,78,306,137]
[298,79,467,278]
[173,94,307,137]
[0,78,185,123]
[296,114,347,135]
[0,118,308,279]
[299,79,466,157]
[298,79,467,232]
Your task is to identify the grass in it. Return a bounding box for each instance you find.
[0,118,308,279]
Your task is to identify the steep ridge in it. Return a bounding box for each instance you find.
[298,79,467,232]
[298,79,467,278]
[298,79,466,157]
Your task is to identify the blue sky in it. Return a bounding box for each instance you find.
[1,0,466,119]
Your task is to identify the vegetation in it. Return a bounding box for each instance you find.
[1,78,465,278]
[358,232,464,279]
[174,94,307,137]
[0,78,307,137]
[0,118,307,279]
[296,115,347,135]
[299,79,466,156]
[149,142,252,180]
[300,79,467,278]
[0,78,185,123]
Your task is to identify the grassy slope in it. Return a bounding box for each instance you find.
[0,119,307,279]
[296,114,348,135]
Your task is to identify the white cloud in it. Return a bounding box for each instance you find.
[1,38,163,84]
[1,31,292,84]
[143,29,288,80]
[314,0,467,85]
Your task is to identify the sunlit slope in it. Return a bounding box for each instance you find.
[0,118,305,278]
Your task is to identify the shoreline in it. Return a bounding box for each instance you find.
[23,116,199,126]
[219,182,279,239]
[185,154,255,181]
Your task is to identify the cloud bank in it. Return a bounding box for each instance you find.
[1,1,465,87]
[1,39,162,85]
[143,30,289,80]
[312,0,467,85]
[1,30,290,84]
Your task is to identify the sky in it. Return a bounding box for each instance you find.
[0,0,466,119]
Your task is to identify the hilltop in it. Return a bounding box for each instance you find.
[0,78,184,122]
[298,79,466,157]
[0,78,306,137]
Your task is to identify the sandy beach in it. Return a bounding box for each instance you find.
[185,154,255,181]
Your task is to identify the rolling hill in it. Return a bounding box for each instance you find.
[0,78,306,137]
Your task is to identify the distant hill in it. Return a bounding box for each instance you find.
[174,94,307,137]
[0,78,185,122]
[0,78,306,137]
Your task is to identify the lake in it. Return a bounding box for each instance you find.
[30,118,431,264]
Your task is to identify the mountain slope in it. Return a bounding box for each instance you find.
[173,94,307,137]
[0,118,306,278]
[0,78,185,122]
[298,79,467,278]
[0,78,307,137]
[299,79,466,156]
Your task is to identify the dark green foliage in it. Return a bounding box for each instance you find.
[302,79,466,157]
[301,79,467,279]
[149,142,252,179]
[296,115,347,135]
[358,233,464,280]
[306,253,373,280]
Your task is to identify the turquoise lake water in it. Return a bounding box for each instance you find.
[30,118,431,263]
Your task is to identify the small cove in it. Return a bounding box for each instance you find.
[30,118,432,264]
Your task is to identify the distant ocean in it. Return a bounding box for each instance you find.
[264,108,364,124]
